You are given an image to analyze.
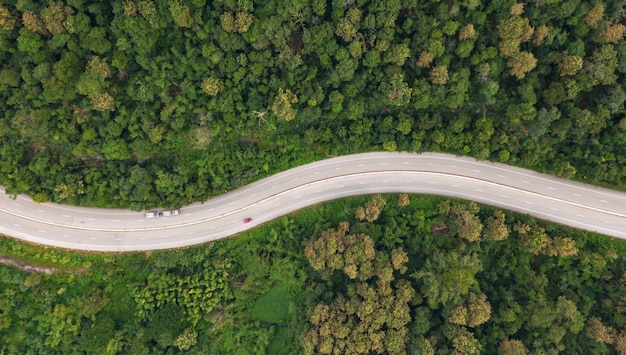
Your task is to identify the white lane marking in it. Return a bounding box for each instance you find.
[452,184,459,187]
[380,162,387,165]
[37,230,46,233]
[37,210,45,213]
[335,167,343,170]
[162,235,171,238]
[548,186,555,190]
[89,237,97,240]
[87,218,94,221]
[313,171,320,174]
[383,180,390,183]
[500,195,508,198]
[64,234,71,238]
[184,213,191,216]
[136,219,144,222]
[114,237,122,241]
[359,182,367,185]
[210,227,216,230]
[338,185,344,188]
[292,177,299,181]
[229,201,236,205]
[473,169,481,172]
[522,180,530,184]
[403,162,410,165]
[600,200,608,203]
[139,237,146,240]
[497,174,505,178]
[577,214,585,218]
[428,181,436,184]
[604,221,612,224]
[13,202,20,206]
[271,185,277,188]
[12,223,20,227]
[405,180,412,183]
[251,194,256,197]
[550,207,558,211]
[207,208,214,212]
[426,162,433,165]
[475,189,483,192]
[62,215,71,218]
[357,164,365,167]
[449,165,457,168]
[525,201,533,204]
[574,193,582,197]
[186,232,194,235]
[112,219,120,222]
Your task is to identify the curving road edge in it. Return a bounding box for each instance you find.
[1,152,626,252]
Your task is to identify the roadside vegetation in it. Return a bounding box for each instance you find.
[2,1,626,353]
[2,194,626,353]
[1,0,626,210]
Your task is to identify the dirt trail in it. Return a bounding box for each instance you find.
[0,255,58,274]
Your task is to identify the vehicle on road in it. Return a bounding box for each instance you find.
[146,210,179,218]
[244,218,252,223]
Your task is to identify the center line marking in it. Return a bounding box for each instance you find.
[574,193,581,197]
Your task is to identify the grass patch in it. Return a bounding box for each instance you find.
[251,284,291,324]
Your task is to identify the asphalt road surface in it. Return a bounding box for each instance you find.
[1,152,625,252]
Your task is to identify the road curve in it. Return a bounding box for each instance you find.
[1,152,626,252]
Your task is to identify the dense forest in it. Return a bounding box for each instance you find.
[2,194,626,353]
[1,0,626,210]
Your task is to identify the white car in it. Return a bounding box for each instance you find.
[162,210,179,217]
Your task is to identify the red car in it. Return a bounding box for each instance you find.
[244,218,252,223]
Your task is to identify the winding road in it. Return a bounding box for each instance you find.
[1,152,626,252]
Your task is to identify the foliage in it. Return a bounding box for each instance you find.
[0,0,625,211]
[2,194,626,352]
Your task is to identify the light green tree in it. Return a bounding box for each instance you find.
[271,88,298,121]
[414,251,483,308]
